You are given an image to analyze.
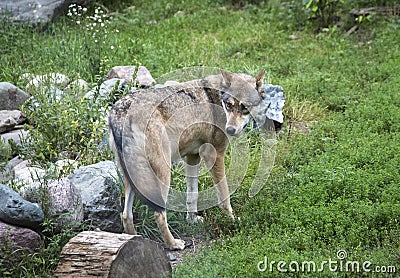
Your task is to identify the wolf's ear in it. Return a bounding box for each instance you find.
[256,69,265,88]
[220,69,232,87]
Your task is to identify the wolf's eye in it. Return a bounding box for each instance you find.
[225,102,233,111]
[241,104,250,115]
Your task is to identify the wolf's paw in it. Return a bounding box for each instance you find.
[186,213,204,224]
[123,224,137,235]
[227,211,235,221]
[168,239,186,251]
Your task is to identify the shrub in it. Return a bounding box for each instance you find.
[19,71,123,167]
[304,0,344,28]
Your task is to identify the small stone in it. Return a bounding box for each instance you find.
[66,79,90,93]
[0,110,26,133]
[1,128,29,148]
[105,66,136,83]
[26,73,70,93]
[13,161,46,186]
[136,66,156,88]
[84,78,127,99]
[167,253,177,261]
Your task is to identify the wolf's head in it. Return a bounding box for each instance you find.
[220,69,267,136]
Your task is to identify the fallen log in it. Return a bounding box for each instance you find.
[350,5,400,17]
[54,230,172,278]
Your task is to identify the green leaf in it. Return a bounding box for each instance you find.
[305,0,314,9]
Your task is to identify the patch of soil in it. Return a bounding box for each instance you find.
[164,235,210,270]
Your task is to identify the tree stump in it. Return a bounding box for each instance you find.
[54,230,172,278]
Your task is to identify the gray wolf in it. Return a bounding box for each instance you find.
[109,69,272,250]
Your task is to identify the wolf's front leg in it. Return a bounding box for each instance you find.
[210,152,234,220]
[154,210,185,250]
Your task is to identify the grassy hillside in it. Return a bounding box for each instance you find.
[1,1,399,277]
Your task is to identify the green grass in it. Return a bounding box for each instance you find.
[1,0,399,277]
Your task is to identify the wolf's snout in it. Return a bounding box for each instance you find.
[226,126,236,135]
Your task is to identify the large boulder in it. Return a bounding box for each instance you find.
[0,183,44,229]
[0,0,86,26]
[0,83,29,110]
[0,221,42,265]
[21,178,84,232]
[68,161,123,233]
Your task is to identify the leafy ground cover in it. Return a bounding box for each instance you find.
[1,0,399,277]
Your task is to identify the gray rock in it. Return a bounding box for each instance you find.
[21,178,83,232]
[84,78,127,99]
[13,161,46,186]
[25,73,70,93]
[66,78,90,94]
[1,129,29,148]
[154,80,181,89]
[262,84,285,124]
[0,83,29,110]
[136,66,156,87]
[105,66,136,83]
[0,221,42,262]
[0,110,27,133]
[0,0,86,26]
[0,156,24,183]
[68,161,123,232]
[0,183,44,229]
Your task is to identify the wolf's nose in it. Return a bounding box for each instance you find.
[226,126,236,135]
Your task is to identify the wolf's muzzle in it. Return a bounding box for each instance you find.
[226,126,236,135]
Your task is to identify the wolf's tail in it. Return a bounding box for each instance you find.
[109,114,166,212]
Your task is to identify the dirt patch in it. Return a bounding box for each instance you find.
[165,236,209,271]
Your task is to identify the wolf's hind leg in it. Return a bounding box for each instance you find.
[122,176,137,235]
[155,210,185,250]
[185,154,203,224]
